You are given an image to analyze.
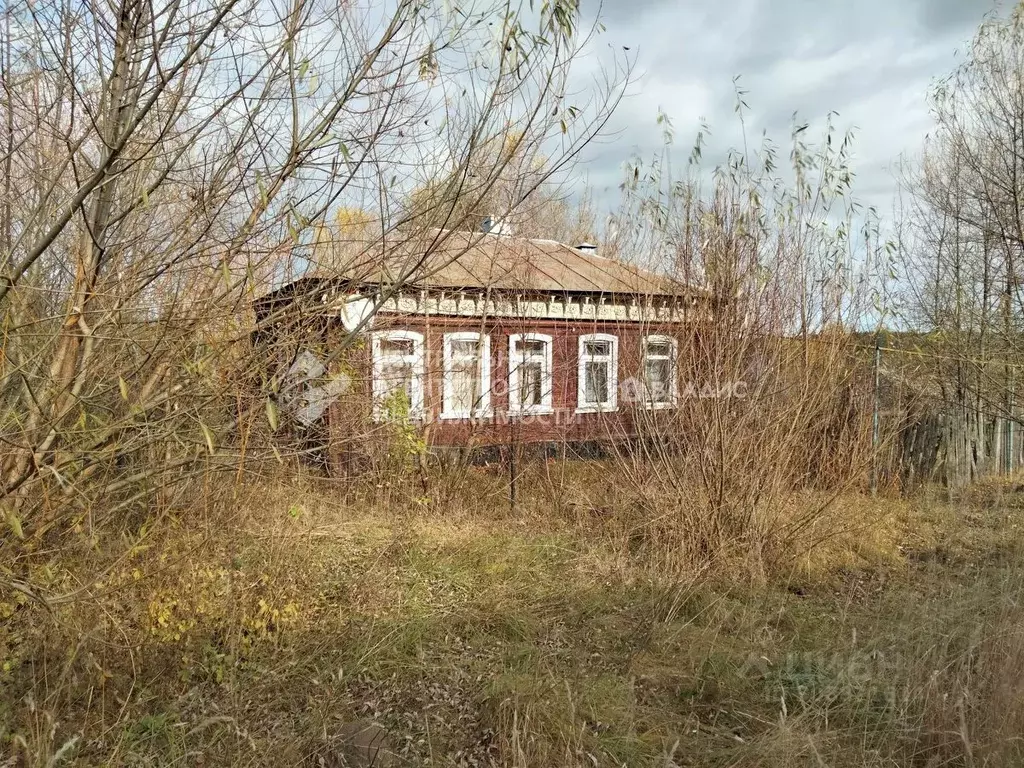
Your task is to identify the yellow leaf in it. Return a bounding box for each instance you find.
[266,399,279,431]
[199,421,216,454]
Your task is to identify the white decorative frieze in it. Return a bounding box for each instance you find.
[329,291,694,323]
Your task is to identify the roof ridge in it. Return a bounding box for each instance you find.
[256,227,709,299]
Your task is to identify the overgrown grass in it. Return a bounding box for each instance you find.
[3,463,1024,766]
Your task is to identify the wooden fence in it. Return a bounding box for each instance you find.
[868,341,1024,490]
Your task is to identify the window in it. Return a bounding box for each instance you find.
[372,330,425,419]
[643,335,677,407]
[577,333,618,412]
[508,333,553,414]
[442,332,491,418]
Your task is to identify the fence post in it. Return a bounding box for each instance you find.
[871,335,881,497]
[1009,368,1016,475]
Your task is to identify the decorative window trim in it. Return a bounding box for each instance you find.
[371,330,426,420]
[576,333,619,413]
[508,333,554,415]
[642,334,678,409]
[441,332,492,419]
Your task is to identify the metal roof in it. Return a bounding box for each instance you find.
[260,229,706,299]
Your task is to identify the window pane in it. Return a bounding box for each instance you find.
[584,361,609,404]
[452,339,479,358]
[381,337,414,355]
[647,341,672,358]
[646,358,672,402]
[517,339,546,356]
[450,360,479,413]
[520,361,543,406]
[381,361,414,405]
[584,340,610,357]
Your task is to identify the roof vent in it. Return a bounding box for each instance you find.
[576,242,598,255]
[481,216,511,236]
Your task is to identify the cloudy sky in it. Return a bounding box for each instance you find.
[575,0,999,218]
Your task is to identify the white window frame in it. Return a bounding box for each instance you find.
[441,332,492,419]
[508,333,554,415]
[576,333,618,413]
[371,330,426,420]
[643,334,678,409]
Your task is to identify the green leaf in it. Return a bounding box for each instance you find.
[6,510,23,539]
[118,376,129,401]
[266,399,279,431]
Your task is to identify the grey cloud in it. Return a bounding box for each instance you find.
[914,0,998,36]
[572,0,996,221]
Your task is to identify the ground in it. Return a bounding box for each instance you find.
[3,466,1024,766]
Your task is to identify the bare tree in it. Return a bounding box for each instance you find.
[606,107,886,573]
[402,130,599,241]
[0,0,627,594]
[900,7,1024,483]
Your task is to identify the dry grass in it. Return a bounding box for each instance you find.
[3,464,1024,766]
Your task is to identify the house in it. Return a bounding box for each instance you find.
[253,221,711,461]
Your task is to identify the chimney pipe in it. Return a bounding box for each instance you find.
[481,216,511,236]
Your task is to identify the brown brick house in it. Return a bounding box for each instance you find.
[254,223,710,454]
